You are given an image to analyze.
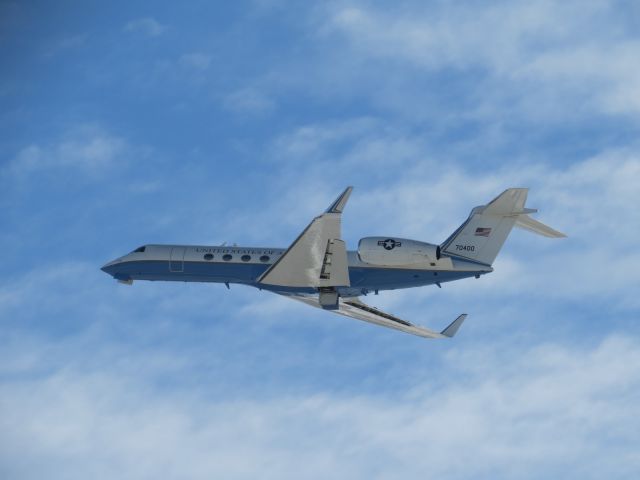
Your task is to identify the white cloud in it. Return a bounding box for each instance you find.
[43,34,87,58]
[327,2,595,71]
[223,87,276,114]
[317,1,640,117]
[272,117,380,161]
[1,334,638,479]
[179,52,212,70]
[4,126,130,178]
[124,17,167,37]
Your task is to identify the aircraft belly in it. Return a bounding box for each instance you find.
[347,266,479,291]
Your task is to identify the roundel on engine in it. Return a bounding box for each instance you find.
[358,237,440,266]
[377,238,401,250]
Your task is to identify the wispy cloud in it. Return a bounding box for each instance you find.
[124,17,167,37]
[223,87,276,114]
[42,34,87,58]
[4,126,131,179]
[321,1,640,118]
[1,332,638,479]
[179,52,212,70]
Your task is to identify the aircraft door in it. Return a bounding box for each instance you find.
[169,247,186,272]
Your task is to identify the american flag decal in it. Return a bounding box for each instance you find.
[475,227,492,237]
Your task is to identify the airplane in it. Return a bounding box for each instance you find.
[101,187,565,339]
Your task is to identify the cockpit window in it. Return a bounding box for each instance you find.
[133,246,146,253]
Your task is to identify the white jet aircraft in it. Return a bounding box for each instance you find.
[102,187,565,339]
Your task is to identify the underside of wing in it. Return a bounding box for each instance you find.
[280,293,466,339]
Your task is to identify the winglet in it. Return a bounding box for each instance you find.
[440,314,467,338]
[325,186,353,214]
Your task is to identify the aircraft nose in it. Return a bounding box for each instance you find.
[101,259,120,276]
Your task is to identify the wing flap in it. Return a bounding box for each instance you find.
[283,294,466,339]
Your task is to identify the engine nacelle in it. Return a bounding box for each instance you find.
[357,237,441,266]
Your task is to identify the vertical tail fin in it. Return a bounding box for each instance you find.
[440,188,565,265]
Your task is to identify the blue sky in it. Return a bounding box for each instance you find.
[1,1,640,478]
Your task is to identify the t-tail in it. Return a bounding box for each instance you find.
[440,188,566,266]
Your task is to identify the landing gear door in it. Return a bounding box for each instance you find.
[169,247,186,272]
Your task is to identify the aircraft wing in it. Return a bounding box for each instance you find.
[257,187,352,288]
[280,293,467,339]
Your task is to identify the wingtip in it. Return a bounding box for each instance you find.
[325,186,354,214]
[441,313,467,338]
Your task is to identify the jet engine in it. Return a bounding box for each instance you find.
[357,237,441,266]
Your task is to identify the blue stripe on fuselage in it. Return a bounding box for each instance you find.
[105,259,485,294]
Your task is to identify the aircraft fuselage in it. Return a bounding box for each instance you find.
[101,244,492,296]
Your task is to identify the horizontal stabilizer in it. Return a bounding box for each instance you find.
[515,214,566,238]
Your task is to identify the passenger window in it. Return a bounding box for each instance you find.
[259,255,270,263]
[241,255,251,262]
[203,253,214,261]
[223,254,233,261]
